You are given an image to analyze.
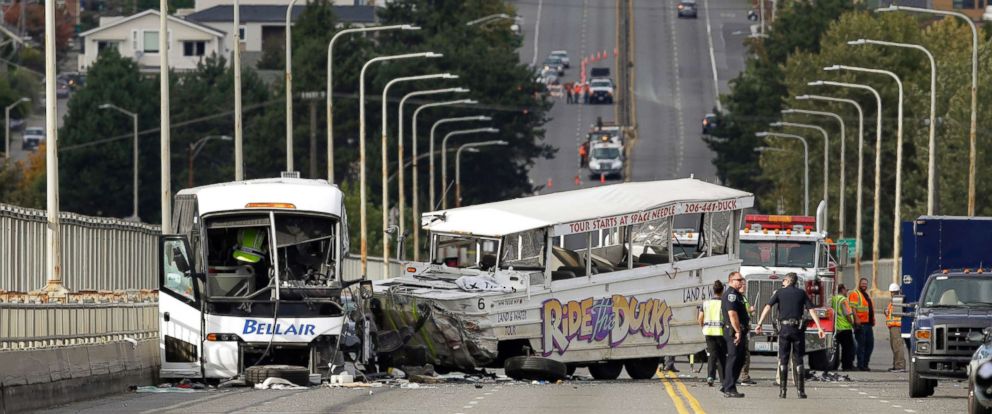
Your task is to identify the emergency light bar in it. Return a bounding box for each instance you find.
[245,202,297,209]
[744,214,815,231]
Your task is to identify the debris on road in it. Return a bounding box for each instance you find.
[254,377,308,390]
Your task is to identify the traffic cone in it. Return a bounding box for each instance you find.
[602,50,607,59]
[600,174,605,184]
[575,175,582,186]
[547,178,553,189]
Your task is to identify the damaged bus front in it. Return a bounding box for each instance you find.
[159,178,354,384]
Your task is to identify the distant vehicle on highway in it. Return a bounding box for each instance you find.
[550,50,570,68]
[543,56,565,76]
[677,0,698,18]
[8,118,25,131]
[588,140,623,179]
[56,82,70,99]
[702,113,718,134]
[537,67,559,86]
[22,126,44,150]
[590,67,610,78]
[984,5,992,21]
[588,78,614,104]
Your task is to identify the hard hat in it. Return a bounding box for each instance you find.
[888,283,900,292]
[234,228,267,263]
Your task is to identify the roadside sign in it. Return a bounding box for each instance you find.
[837,238,859,260]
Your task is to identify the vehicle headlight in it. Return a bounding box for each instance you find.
[917,342,931,354]
[978,361,992,388]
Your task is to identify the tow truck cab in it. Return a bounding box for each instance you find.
[739,212,836,370]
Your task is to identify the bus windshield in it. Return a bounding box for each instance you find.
[740,240,816,268]
[203,212,338,300]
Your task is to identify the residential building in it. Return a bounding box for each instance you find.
[77,9,225,72]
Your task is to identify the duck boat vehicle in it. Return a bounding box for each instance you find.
[370,179,753,379]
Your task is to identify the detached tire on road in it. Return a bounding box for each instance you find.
[504,356,567,382]
[588,361,624,380]
[244,365,311,386]
[624,357,661,380]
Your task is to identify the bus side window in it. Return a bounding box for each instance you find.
[163,238,196,301]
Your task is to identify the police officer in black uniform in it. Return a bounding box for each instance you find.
[755,272,826,399]
[721,271,749,398]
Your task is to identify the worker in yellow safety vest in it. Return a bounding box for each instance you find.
[849,278,875,371]
[885,283,906,372]
[698,280,726,387]
[831,284,857,371]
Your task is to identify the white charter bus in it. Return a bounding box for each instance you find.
[372,178,753,380]
[158,178,353,384]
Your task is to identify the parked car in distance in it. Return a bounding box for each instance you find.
[677,0,698,18]
[22,126,44,150]
[588,78,614,104]
[8,118,25,131]
[550,50,570,68]
[983,6,992,21]
[590,67,610,78]
[543,56,565,76]
[702,113,718,134]
[56,82,70,99]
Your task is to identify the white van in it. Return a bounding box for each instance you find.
[159,178,354,384]
[372,178,753,380]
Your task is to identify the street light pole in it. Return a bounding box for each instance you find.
[99,104,139,220]
[429,115,490,209]
[826,64,904,288]
[771,121,829,232]
[849,38,937,215]
[233,0,242,180]
[284,0,299,173]
[466,13,512,26]
[380,73,456,274]
[441,128,498,209]
[43,0,65,296]
[809,80,883,293]
[455,140,508,207]
[756,132,809,215]
[326,24,420,183]
[410,100,478,260]
[188,135,233,188]
[397,88,468,258]
[4,97,29,159]
[358,52,442,277]
[796,94,864,281]
[877,5,977,216]
[782,109,845,237]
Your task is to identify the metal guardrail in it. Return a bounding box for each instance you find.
[0,203,161,292]
[0,302,159,351]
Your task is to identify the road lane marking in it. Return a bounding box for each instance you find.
[665,371,706,414]
[530,0,543,67]
[658,369,691,414]
[702,0,722,113]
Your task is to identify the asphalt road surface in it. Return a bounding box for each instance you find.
[44,320,966,413]
[516,0,751,192]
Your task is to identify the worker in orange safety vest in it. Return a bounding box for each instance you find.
[849,278,875,371]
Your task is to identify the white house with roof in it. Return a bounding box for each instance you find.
[78,9,226,73]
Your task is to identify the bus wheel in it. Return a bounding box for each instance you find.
[244,365,310,386]
[588,361,624,380]
[624,358,661,380]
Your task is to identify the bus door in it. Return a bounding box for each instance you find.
[159,235,204,378]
